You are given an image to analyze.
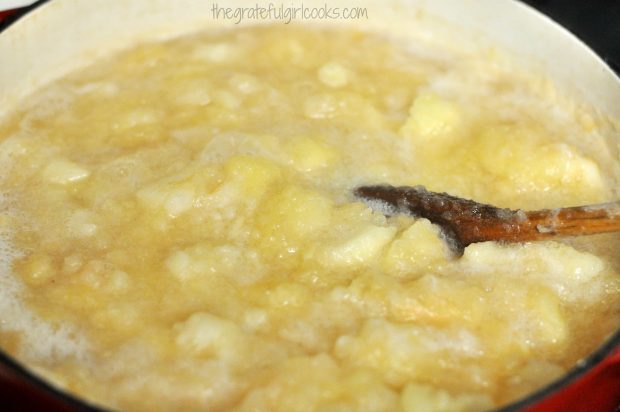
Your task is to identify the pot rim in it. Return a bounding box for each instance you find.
[0,1,619,411]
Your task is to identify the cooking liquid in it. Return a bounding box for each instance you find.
[0,26,619,411]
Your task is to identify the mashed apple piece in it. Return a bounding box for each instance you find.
[0,26,619,412]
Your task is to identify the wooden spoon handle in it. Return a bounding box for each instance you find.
[519,203,620,239]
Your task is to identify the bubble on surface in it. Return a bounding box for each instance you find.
[0,194,89,364]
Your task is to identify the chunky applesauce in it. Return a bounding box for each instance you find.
[0,25,620,411]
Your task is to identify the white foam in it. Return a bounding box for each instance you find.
[357,197,398,217]
[22,85,75,125]
[199,132,282,165]
[0,195,89,365]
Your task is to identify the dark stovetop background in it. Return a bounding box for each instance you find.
[522,0,620,72]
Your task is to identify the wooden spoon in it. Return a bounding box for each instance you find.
[354,185,620,256]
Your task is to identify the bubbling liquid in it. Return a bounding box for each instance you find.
[0,25,619,412]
